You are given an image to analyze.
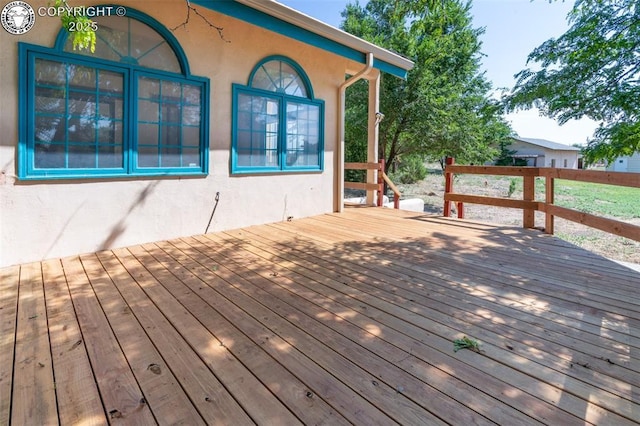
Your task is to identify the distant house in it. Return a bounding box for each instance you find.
[506,137,581,169]
[607,153,640,173]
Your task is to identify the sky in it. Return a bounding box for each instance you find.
[278,0,598,146]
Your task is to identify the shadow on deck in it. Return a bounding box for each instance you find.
[2,208,639,425]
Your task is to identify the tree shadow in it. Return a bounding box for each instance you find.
[6,210,640,424]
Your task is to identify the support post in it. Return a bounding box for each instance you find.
[545,174,555,234]
[367,70,381,206]
[444,157,454,217]
[377,159,385,207]
[523,175,535,228]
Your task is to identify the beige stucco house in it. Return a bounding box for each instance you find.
[0,0,414,267]
[508,136,581,168]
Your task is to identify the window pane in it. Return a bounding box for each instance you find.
[68,117,96,143]
[35,116,65,143]
[68,144,96,168]
[69,66,96,89]
[35,59,65,86]
[161,104,180,125]
[182,126,200,147]
[139,77,160,99]
[34,143,65,168]
[138,100,159,122]
[36,88,65,114]
[138,42,180,73]
[235,94,279,168]
[64,16,181,73]
[99,96,123,119]
[182,106,200,126]
[69,92,96,116]
[32,59,125,171]
[161,146,181,167]
[161,80,181,100]
[98,121,122,144]
[182,85,200,104]
[138,123,159,145]
[183,148,200,167]
[98,70,124,92]
[138,146,159,167]
[250,60,307,97]
[161,125,180,145]
[136,76,204,170]
[98,145,123,168]
[285,102,320,167]
[280,62,305,96]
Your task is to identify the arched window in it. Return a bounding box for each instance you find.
[232,56,324,173]
[19,8,209,179]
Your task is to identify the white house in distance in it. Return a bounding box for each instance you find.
[607,153,640,173]
[508,137,581,169]
[0,0,414,267]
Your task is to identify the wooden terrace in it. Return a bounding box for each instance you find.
[2,208,640,425]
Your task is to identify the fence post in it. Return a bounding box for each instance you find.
[444,157,454,217]
[545,172,555,234]
[377,158,385,207]
[523,174,535,228]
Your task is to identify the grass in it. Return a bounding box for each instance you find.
[554,180,640,219]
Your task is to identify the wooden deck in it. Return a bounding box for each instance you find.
[2,208,640,425]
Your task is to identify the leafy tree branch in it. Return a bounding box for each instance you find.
[506,0,639,164]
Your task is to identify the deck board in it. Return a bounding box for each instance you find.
[0,265,20,426]
[2,209,640,425]
[12,262,58,425]
[42,259,105,426]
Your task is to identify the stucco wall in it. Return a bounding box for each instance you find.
[0,0,358,267]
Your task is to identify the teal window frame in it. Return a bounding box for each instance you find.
[18,8,210,180]
[231,55,324,174]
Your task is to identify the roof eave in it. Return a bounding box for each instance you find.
[193,0,415,79]
[240,0,414,70]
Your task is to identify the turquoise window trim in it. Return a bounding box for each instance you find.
[231,56,325,175]
[193,0,408,79]
[18,8,210,180]
[248,54,315,99]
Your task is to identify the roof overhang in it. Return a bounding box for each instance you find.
[193,0,415,79]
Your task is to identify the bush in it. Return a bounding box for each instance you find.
[391,156,428,184]
[507,178,517,198]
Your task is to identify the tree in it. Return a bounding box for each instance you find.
[506,0,640,164]
[341,0,511,175]
[495,138,517,166]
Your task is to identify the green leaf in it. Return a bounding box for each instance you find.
[453,336,480,353]
[54,0,97,53]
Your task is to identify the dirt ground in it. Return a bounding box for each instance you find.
[395,172,640,266]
